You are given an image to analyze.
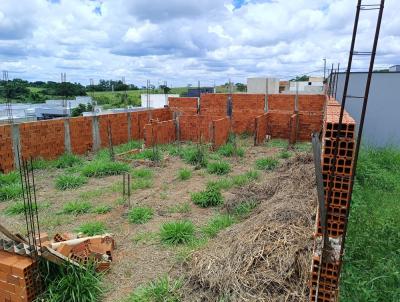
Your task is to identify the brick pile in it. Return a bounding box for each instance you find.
[168,97,198,115]
[19,120,65,160]
[232,94,265,134]
[69,117,93,154]
[309,98,356,301]
[0,251,41,302]
[144,120,176,147]
[0,125,14,173]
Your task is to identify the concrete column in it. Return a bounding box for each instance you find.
[11,124,21,169]
[127,112,132,140]
[264,94,269,112]
[64,119,72,153]
[92,116,101,151]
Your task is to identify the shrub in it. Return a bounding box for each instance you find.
[39,262,103,302]
[128,206,154,224]
[76,221,106,236]
[206,161,231,175]
[160,220,195,245]
[128,276,182,302]
[81,160,130,177]
[218,143,245,157]
[93,205,113,214]
[177,168,192,180]
[191,186,223,207]
[55,153,83,169]
[255,157,279,171]
[202,214,236,238]
[55,174,87,190]
[62,200,92,215]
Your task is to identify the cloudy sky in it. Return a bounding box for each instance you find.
[0,0,398,86]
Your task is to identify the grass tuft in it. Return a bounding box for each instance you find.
[128,206,154,224]
[159,220,195,245]
[177,168,192,181]
[206,161,231,175]
[81,160,130,177]
[55,174,87,190]
[132,168,153,179]
[218,143,245,157]
[255,157,279,171]
[132,178,153,190]
[191,185,223,207]
[4,201,38,216]
[62,200,92,215]
[233,200,258,218]
[76,221,107,236]
[93,205,113,214]
[128,276,182,302]
[202,214,235,238]
[167,202,191,214]
[266,139,288,149]
[180,145,208,167]
[55,153,83,169]
[279,150,292,159]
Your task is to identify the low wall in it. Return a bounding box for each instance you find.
[254,113,269,146]
[0,108,172,173]
[169,97,198,115]
[144,120,176,147]
[212,117,231,149]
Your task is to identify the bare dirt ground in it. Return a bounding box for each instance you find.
[0,138,312,301]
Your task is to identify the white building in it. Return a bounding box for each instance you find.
[288,77,324,93]
[140,94,179,108]
[247,77,280,94]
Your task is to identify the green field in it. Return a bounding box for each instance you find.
[340,146,400,301]
[89,87,188,109]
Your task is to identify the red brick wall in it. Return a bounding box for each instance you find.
[69,117,93,154]
[98,113,129,148]
[144,120,176,147]
[232,94,265,134]
[0,125,14,173]
[266,111,293,139]
[298,112,324,141]
[298,94,325,112]
[254,113,269,145]
[169,97,198,115]
[212,117,231,149]
[178,115,214,142]
[199,94,227,117]
[268,94,295,111]
[19,119,65,160]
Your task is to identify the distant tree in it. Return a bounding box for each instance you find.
[290,75,310,82]
[0,79,29,99]
[159,84,171,94]
[235,83,246,92]
[71,103,93,117]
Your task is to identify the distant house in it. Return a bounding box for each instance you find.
[186,87,214,97]
[140,94,179,108]
[247,77,280,94]
[389,65,400,72]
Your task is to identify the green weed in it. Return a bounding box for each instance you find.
[4,201,38,216]
[279,150,292,159]
[62,200,92,215]
[132,178,153,190]
[233,200,258,218]
[206,161,231,175]
[93,205,113,214]
[132,231,158,245]
[132,168,153,179]
[177,168,192,180]
[128,206,154,224]
[0,182,22,201]
[160,220,195,245]
[202,214,236,238]
[81,160,130,177]
[266,139,288,149]
[167,202,191,214]
[128,276,182,302]
[180,145,208,167]
[76,221,107,236]
[191,185,223,208]
[255,157,279,171]
[218,143,245,157]
[55,174,87,190]
[55,153,83,169]
[115,140,142,154]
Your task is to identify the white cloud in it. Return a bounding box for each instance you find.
[0,0,399,85]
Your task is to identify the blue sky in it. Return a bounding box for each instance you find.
[0,0,399,86]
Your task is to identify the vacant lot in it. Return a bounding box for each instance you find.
[0,137,314,301]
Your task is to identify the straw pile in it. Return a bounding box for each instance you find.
[184,153,317,301]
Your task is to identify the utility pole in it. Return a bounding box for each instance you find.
[323,58,327,81]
